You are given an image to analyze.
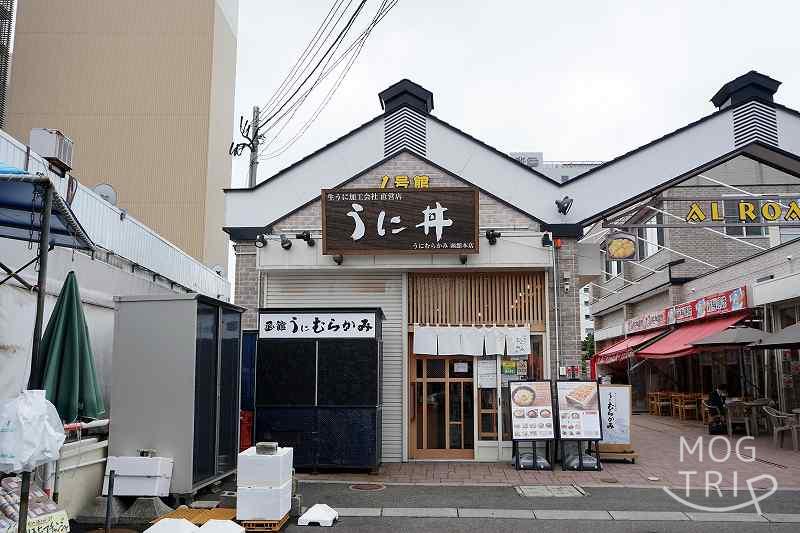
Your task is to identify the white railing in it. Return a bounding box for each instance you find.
[0,129,230,299]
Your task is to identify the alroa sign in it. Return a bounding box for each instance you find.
[322,188,479,255]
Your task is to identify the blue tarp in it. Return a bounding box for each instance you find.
[0,175,93,250]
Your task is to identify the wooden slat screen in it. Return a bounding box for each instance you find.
[408,272,546,331]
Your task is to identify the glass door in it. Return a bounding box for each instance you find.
[410,356,474,459]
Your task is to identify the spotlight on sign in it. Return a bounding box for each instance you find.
[280,234,292,250]
[459,254,468,265]
[254,234,267,248]
[296,231,315,247]
[555,196,574,215]
[333,254,344,265]
[485,229,501,245]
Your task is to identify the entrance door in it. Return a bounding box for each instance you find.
[410,356,474,459]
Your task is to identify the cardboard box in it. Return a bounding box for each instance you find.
[236,447,292,488]
[236,480,291,521]
[103,456,174,496]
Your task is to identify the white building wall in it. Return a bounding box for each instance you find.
[261,271,404,462]
[0,239,178,404]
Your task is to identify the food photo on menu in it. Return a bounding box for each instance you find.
[556,382,602,440]
[510,382,554,440]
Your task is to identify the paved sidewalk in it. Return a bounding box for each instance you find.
[296,415,800,489]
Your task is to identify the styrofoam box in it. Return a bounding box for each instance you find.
[103,456,174,496]
[236,447,292,488]
[236,479,291,521]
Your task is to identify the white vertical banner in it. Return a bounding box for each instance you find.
[599,384,632,446]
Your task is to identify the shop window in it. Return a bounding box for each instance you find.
[724,200,765,237]
[636,213,665,259]
[477,337,544,442]
[780,225,800,244]
[604,257,622,280]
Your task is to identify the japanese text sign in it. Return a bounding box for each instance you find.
[259,312,377,339]
[321,188,479,255]
[599,384,631,446]
[666,286,746,325]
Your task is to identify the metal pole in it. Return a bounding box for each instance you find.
[18,184,53,533]
[105,469,116,533]
[248,106,261,188]
[28,183,53,390]
[17,472,31,533]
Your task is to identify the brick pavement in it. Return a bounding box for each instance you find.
[296,415,800,489]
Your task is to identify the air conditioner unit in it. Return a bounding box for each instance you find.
[30,128,74,172]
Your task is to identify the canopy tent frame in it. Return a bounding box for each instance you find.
[0,173,93,533]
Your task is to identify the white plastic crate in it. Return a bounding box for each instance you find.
[236,447,292,488]
[236,479,291,521]
[103,456,173,496]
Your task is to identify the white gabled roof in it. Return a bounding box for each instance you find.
[225,83,800,236]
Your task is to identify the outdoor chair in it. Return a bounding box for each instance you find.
[726,402,752,437]
[762,406,799,451]
[648,392,659,415]
[655,392,672,416]
[679,394,699,421]
[701,395,712,424]
[702,400,720,423]
[671,393,683,418]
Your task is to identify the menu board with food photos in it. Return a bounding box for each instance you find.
[556,381,602,441]
[510,381,555,440]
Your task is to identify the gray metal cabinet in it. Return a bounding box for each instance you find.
[111,294,244,495]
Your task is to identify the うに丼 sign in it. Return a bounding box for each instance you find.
[321,188,479,255]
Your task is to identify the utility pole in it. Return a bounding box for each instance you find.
[248,106,260,188]
[230,105,263,188]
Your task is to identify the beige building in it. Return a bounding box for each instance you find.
[7,0,238,269]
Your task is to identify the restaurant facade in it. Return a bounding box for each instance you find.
[225,72,800,463]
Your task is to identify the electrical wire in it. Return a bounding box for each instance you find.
[257,0,394,136]
[258,0,368,128]
[260,0,352,116]
[258,0,398,158]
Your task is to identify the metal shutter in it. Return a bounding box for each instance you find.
[263,271,404,462]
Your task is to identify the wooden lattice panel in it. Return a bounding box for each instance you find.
[408,272,546,331]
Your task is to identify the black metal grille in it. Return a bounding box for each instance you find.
[0,1,13,128]
[317,340,378,406]
[256,340,316,406]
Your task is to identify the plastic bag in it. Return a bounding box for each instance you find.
[0,390,66,473]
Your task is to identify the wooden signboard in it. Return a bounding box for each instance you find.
[321,188,479,255]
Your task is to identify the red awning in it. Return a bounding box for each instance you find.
[636,314,745,359]
[594,330,666,365]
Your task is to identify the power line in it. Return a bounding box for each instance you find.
[258,0,398,158]
[258,0,367,128]
[261,0,352,116]
[257,0,394,135]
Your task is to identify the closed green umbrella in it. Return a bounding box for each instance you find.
[39,271,106,422]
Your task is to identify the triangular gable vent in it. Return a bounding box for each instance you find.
[384,107,426,157]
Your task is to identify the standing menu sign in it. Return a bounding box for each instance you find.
[509,381,555,440]
[556,381,602,440]
[599,384,632,446]
[322,188,479,255]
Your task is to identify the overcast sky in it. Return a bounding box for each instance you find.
[231,0,800,187]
